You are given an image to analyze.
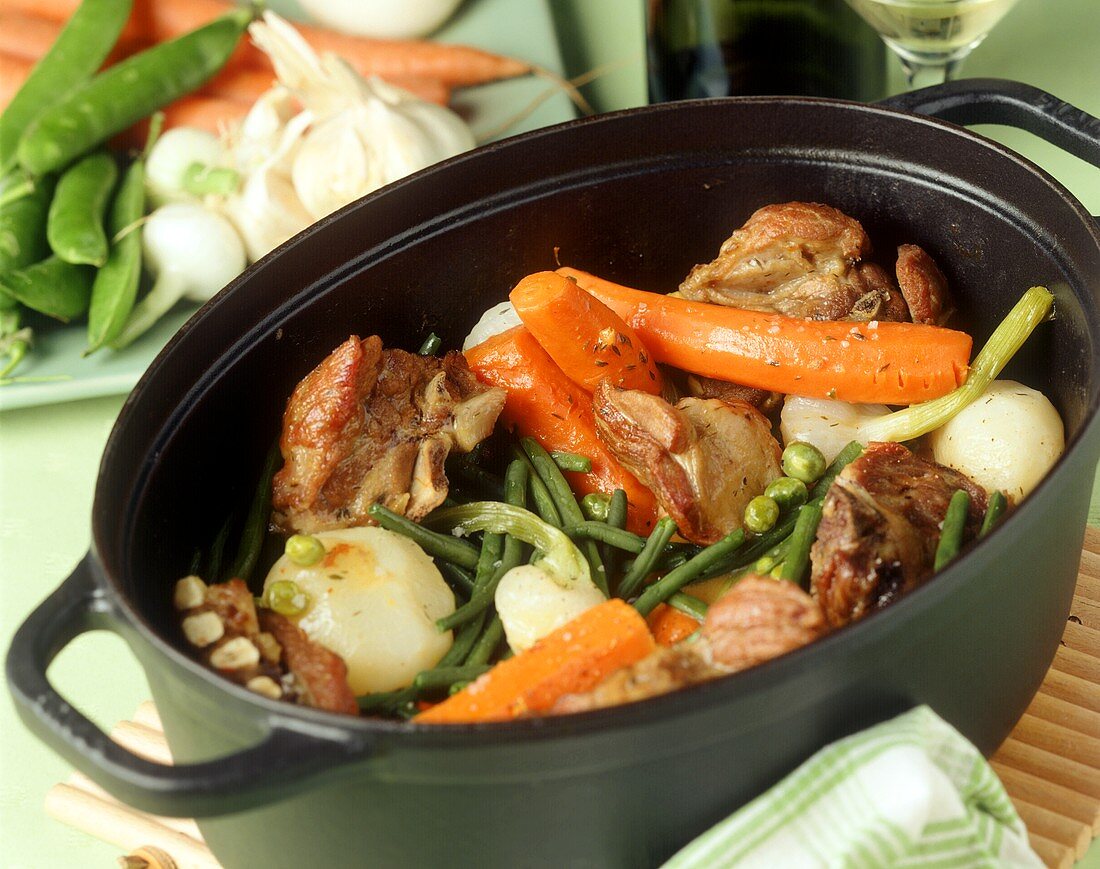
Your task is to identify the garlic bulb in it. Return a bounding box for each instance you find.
[214,12,475,262]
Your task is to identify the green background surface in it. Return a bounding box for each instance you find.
[2,1,1099,866]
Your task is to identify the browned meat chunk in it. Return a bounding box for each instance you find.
[678,202,910,322]
[551,577,825,714]
[592,382,783,544]
[259,611,359,716]
[552,646,721,714]
[811,442,987,628]
[703,576,827,670]
[896,244,954,325]
[273,335,506,534]
[684,374,784,419]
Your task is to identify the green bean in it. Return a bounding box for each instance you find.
[522,437,608,594]
[511,446,562,526]
[668,591,708,620]
[0,0,132,172]
[779,501,823,587]
[0,174,54,273]
[368,503,480,570]
[418,332,442,355]
[464,616,505,666]
[617,516,678,600]
[564,521,646,554]
[18,9,252,175]
[0,256,92,321]
[86,117,161,353]
[810,441,863,500]
[979,491,1008,537]
[205,510,235,583]
[47,151,117,266]
[603,488,629,580]
[551,450,592,473]
[934,490,970,571]
[442,613,488,666]
[413,665,491,691]
[440,561,475,596]
[357,685,417,714]
[228,442,281,585]
[435,461,528,632]
[634,529,745,617]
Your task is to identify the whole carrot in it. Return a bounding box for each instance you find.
[465,325,658,534]
[559,268,972,406]
[510,271,662,394]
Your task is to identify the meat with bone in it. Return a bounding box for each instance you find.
[173,576,359,714]
[552,577,826,713]
[592,382,783,545]
[810,442,987,628]
[273,335,506,534]
[678,201,949,324]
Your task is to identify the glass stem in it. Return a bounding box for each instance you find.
[901,56,964,89]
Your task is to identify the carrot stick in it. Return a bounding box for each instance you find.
[465,325,658,534]
[415,599,655,723]
[10,0,530,87]
[510,271,663,394]
[199,63,450,106]
[646,603,701,647]
[0,53,32,109]
[558,268,972,406]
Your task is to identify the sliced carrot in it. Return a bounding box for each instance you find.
[415,599,655,723]
[558,268,972,406]
[646,603,701,647]
[465,325,658,534]
[510,271,662,394]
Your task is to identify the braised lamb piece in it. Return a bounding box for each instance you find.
[592,382,783,544]
[678,201,951,324]
[174,576,358,714]
[553,577,827,713]
[273,335,506,534]
[811,442,987,628]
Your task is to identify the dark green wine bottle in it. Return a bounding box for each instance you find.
[647,0,886,102]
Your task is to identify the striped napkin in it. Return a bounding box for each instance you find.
[664,705,1043,868]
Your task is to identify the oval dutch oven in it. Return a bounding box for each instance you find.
[8,80,1100,868]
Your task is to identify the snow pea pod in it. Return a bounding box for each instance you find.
[86,155,145,352]
[0,256,93,322]
[48,151,118,266]
[0,0,131,173]
[0,175,55,273]
[18,9,252,176]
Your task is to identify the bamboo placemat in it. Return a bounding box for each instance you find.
[46,531,1100,869]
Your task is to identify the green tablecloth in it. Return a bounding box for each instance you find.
[2,2,1098,866]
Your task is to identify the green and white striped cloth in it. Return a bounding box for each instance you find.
[665,705,1042,868]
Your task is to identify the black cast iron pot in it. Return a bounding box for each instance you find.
[8,80,1100,868]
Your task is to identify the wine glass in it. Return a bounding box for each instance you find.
[844,0,1022,89]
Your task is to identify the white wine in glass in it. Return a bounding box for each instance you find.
[845,0,1021,88]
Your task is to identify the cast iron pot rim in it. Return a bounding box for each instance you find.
[95,92,1100,748]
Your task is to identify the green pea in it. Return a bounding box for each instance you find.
[581,492,611,522]
[266,580,309,616]
[781,442,827,484]
[47,151,118,266]
[0,255,92,321]
[744,496,780,534]
[285,534,325,566]
[764,476,809,511]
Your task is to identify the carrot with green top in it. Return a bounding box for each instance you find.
[557,268,973,406]
[465,324,658,534]
[510,271,662,394]
[414,599,655,723]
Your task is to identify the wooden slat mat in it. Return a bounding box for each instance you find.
[46,533,1100,868]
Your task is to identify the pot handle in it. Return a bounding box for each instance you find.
[877,78,1100,173]
[6,555,373,819]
